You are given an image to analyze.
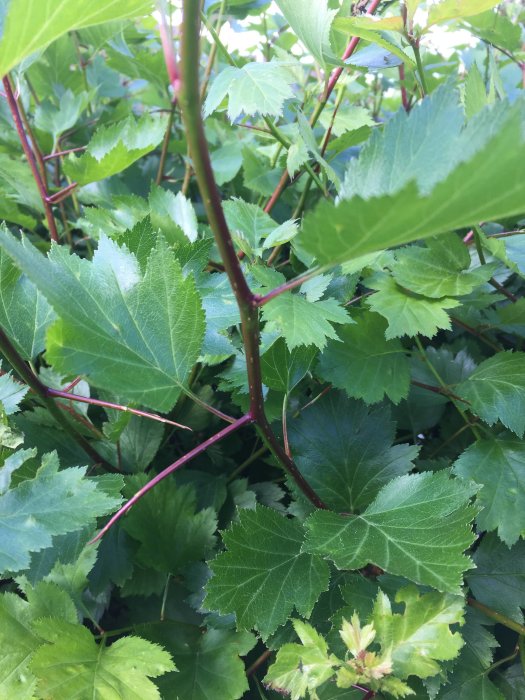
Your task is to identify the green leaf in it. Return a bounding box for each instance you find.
[289,392,418,513]
[456,352,525,437]
[262,292,350,351]
[0,0,152,76]
[31,620,174,700]
[143,624,255,700]
[0,451,122,573]
[204,62,295,122]
[333,16,415,67]
[122,478,217,574]
[299,98,525,267]
[34,90,88,144]
[426,0,500,28]
[317,312,410,404]
[224,198,277,254]
[261,338,317,393]
[463,64,489,120]
[463,10,522,52]
[0,232,205,413]
[205,505,330,640]
[453,437,525,545]
[0,239,55,360]
[63,114,167,185]
[0,366,28,415]
[304,470,477,593]
[265,620,338,700]
[149,187,198,243]
[467,534,525,625]
[365,274,460,339]
[392,235,496,299]
[274,0,337,68]
[373,586,465,679]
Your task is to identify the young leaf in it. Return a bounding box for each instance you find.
[365,274,460,339]
[262,293,350,351]
[204,62,295,122]
[453,437,525,545]
[0,232,205,413]
[31,620,174,700]
[224,197,277,253]
[0,240,55,361]
[274,0,337,69]
[63,114,167,185]
[0,451,122,573]
[456,352,525,437]
[304,470,477,593]
[467,534,525,625]
[299,98,525,267]
[289,392,418,513]
[0,0,152,76]
[333,16,415,67]
[122,478,217,574]
[261,339,317,393]
[426,0,500,29]
[317,312,410,404]
[204,505,330,640]
[0,365,28,415]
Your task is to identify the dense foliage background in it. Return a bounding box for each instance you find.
[0,0,524,698]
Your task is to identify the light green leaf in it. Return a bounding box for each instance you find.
[0,366,28,415]
[317,312,410,404]
[456,352,525,437]
[392,235,496,299]
[265,620,338,700]
[122,477,217,574]
[204,62,295,122]
[262,292,350,351]
[275,0,337,68]
[0,449,36,495]
[286,138,309,177]
[31,620,174,700]
[0,0,152,77]
[467,534,525,625]
[289,392,418,513]
[149,187,198,243]
[261,338,317,393]
[205,505,330,640]
[299,98,525,267]
[373,586,465,679]
[304,470,477,593]
[0,238,55,361]
[454,437,525,545]
[463,10,522,52]
[63,114,167,185]
[426,0,500,29]
[463,64,489,120]
[34,90,88,144]
[0,232,205,413]
[0,451,122,574]
[365,274,460,339]
[224,198,277,253]
[334,16,415,67]
[263,219,299,250]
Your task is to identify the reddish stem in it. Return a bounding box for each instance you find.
[44,146,86,161]
[159,6,181,98]
[46,181,78,204]
[46,388,193,431]
[2,76,59,242]
[399,63,410,112]
[255,269,321,307]
[90,413,253,542]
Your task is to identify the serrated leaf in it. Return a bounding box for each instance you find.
[304,470,477,593]
[467,534,525,625]
[262,293,350,351]
[366,274,460,339]
[0,449,36,495]
[299,97,525,267]
[453,437,525,545]
[275,0,337,68]
[464,11,521,52]
[149,187,198,243]
[334,16,415,67]
[463,64,489,120]
[31,620,174,700]
[0,0,152,76]
[34,90,88,144]
[392,235,496,299]
[0,451,122,573]
[122,477,217,574]
[224,197,277,253]
[373,586,465,679]
[0,366,28,415]
[317,312,410,404]
[426,0,500,29]
[205,505,330,639]
[289,392,418,513]
[0,238,55,360]
[204,62,295,121]
[0,232,205,413]
[456,352,525,437]
[63,114,167,185]
[261,338,317,393]
[142,624,255,700]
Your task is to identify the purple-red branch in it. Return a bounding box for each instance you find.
[89,413,253,543]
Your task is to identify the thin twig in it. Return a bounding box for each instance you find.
[468,598,525,636]
[89,414,253,543]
